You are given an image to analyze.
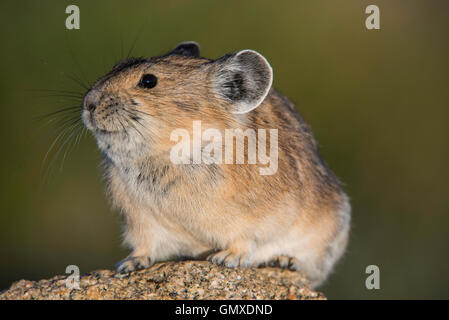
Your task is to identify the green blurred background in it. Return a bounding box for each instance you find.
[1,0,448,299]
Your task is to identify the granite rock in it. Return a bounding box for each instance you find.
[0,260,325,300]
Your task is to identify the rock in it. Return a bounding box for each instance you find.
[0,260,325,300]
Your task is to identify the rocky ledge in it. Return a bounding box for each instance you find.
[0,260,325,300]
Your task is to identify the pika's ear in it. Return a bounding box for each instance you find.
[168,41,200,57]
[212,50,273,114]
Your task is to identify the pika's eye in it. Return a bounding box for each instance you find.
[138,74,158,89]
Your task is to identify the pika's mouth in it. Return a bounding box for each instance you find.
[82,109,112,135]
[82,104,144,139]
[81,108,97,132]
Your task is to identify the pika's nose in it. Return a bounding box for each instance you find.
[83,90,101,113]
[87,103,96,112]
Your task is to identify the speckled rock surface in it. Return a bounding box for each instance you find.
[0,260,325,300]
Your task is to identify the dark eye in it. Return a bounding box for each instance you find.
[138,74,158,89]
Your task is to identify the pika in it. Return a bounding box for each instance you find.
[81,42,350,287]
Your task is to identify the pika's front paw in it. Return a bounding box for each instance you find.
[116,255,153,274]
[207,249,252,268]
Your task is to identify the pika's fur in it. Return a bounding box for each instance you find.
[82,42,350,287]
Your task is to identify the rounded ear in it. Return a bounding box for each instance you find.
[168,41,200,58]
[212,50,273,114]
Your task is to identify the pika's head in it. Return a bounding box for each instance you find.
[82,42,273,161]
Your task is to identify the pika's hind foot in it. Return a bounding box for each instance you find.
[262,255,299,269]
[262,256,324,287]
[116,255,153,274]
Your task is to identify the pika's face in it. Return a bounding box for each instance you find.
[82,42,273,161]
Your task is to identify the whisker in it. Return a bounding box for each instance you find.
[65,33,89,91]
[39,113,82,131]
[126,24,145,59]
[123,111,146,140]
[33,89,85,96]
[37,93,84,99]
[35,95,83,104]
[44,122,83,179]
[120,31,124,61]
[66,73,90,91]
[132,109,152,117]
[116,117,129,137]
[57,124,84,172]
[34,106,81,121]
[34,113,82,151]
[75,127,87,148]
[42,118,81,167]
[40,113,82,134]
